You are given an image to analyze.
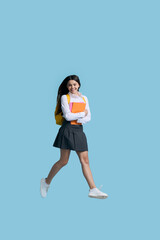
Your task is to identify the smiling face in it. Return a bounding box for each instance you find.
[67,80,80,95]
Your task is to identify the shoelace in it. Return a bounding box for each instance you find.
[89,185,103,192]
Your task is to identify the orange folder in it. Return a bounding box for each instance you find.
[70,102,86,125]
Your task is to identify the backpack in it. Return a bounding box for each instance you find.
[54,93,86,125]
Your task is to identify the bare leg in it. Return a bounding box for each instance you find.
[76,151,96,189]
[45,149,71,185]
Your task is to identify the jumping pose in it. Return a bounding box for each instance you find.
[40,75,108,199]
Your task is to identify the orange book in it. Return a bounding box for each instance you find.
[70,102,86,125]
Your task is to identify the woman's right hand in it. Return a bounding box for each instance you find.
[84,109,88,116]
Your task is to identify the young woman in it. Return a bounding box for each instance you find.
[40,75,108,199]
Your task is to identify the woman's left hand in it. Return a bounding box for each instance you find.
[84,109,88,116]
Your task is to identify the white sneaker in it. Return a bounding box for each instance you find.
[40,178,50,198]
[88,186,108,199]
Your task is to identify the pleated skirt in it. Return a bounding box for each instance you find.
[53,119,88,152]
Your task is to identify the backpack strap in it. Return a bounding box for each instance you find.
[82,96,86,103]
[66,93,70,103]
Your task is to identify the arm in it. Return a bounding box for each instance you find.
[77,96,91,124]
[61,95,85,121]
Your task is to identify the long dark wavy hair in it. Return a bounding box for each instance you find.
[55,75,81,115]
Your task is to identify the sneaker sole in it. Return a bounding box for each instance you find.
[88,195,108,199]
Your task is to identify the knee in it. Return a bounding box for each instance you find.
[81,156,89,165]
[59,157,69,166]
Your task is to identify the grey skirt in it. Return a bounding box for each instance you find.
[53,119,88,152]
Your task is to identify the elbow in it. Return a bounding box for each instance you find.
[64,113,70,121]
[86,114,91,123]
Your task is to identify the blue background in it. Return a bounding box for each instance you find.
[0,0,159,239]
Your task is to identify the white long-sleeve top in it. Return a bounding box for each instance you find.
[61,91,91,124]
